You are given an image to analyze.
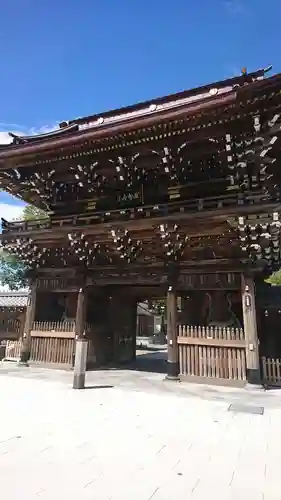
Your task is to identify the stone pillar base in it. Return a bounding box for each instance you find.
[73,373,86,389]
[73,339,88,390]
[166,361,180,381]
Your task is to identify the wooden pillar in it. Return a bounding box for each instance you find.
[73,287,88,389]
[241,275,261,385]
[166,287,179,380]
[20,280,37,365]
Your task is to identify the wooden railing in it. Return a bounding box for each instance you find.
[177,325,246,382]
[3,337,74,365]
[31,320,76,338]
[31,320,94,336]
[1,217,50,233]
[4,340,22,361]
[0,190,268,235]
[29,321,94,365]
[30,337,74,365]
[3,321,93,365]
[261,357,281,386]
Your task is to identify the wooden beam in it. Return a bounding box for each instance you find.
[177,336,246,348]
[31,330,75,339]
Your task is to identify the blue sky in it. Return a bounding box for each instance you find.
[1,0,281,219]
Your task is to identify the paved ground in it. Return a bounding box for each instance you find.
[0,354,281,499]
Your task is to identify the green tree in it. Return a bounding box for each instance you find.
[22,204,49,221]
[0,250,28,290]
[265,269,281,286]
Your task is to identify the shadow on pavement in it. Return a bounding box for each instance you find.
[88,349,168,375]
[122,350,167,374]
[84,385,114,390]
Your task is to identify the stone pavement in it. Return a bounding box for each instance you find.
[0,362,281,499]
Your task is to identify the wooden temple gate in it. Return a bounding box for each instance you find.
[1,66,281,387]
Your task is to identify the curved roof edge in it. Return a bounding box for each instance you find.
[8,123,79,145]
[69,66,272,128]
[0,65,275,161]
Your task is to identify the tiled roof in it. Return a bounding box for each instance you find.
[0,292,28,308]
[0,284,29,293]
[0,67,273,155]
[137,303,154,316]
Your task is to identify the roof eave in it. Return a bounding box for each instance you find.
[0,91,236,165]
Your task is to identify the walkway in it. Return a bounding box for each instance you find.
[0,362,280,499]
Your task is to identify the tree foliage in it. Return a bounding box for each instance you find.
[0,204,48,289]
[265,269,281,286]
[22,204,49,221]
[0,250,28,290]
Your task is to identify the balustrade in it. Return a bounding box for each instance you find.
[0,189,266,236]
[1,217,50,233]
[261,357,281,386]
[31,320,93,337]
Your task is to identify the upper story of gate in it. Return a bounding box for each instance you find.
[1,65,281,238]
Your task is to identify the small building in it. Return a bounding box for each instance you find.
[0,287,27,341]
[0,286,27,360]
[137,302,157,338]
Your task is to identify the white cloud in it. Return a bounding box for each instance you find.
[0,131,13,144]
[28,124,58,135]
[224,0,246,14]
[0,124,58,145]
[0,203,24,221]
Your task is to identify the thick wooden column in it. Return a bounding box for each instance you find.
[73,287,88,389]
[241,275,261,385]
[20,280,37,364]
[166,287,179,380]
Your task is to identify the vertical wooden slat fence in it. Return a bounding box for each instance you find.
[178,325,246,383]
[3,321,94,366]
[261,357,281,386]
[30,337,74,365]
[4,340,22,361]
[29,320,76,365]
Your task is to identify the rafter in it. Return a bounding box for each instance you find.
[237,212,281,265]
[109,228,142,263]
[68,232,112,265]
[1,237,48,268]
[156,223,188,263]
